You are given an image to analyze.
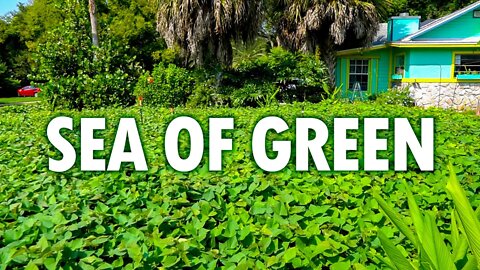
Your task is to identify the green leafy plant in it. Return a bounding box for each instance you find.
[374,165,480,270]
[0,102,479,269]
[134,63,194,107]
[371,87,415,107]
[29,1,142,110]
[321,82,343,103]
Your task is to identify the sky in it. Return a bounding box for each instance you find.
[0,0,29,16]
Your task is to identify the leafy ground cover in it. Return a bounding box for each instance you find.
[0,97,41,105]
[0,103,479,269]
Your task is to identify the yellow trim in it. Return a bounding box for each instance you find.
[391,43,480,48]
[393,52,406,77]
[451,50,480,79]
[345,58,373,95]
[376,59,379,94]
[388,50,393,87]
[451,51,456,79]
[340,55,380,60]
[346,59,350,91]
[367,59,373,95]
[336,44,388,56]
[339,58,343,92]
[400,78,480,83]
[338,43,480,56]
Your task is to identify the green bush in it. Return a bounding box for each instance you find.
[230,83,279,107]
[371,88,415,107]
[229,47,328,103]
[138,48,328,108]
[30,2,141,110]
[0,61,20,97]
[134,63,194,107]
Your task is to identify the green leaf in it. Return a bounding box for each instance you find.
[378,231,415,270]
[420,213,456,270]
[43,258,57,270]
[462,256,478,270]
[283,247,297,263]
[446,165,480,268]
[331,261,351,270]
[373,192,417,246]
[126,242,142,264]
[163,256,180,268]
[403,180,424,248]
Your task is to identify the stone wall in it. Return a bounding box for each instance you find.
[398,82,480,110]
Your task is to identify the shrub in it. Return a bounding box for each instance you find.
[134,64,194,107]
[30,2,141,110]
[230,83,279,107]
[226,47,328,103]
[372,88,415,107]
[138,48,328,108]
[0,61,20,97]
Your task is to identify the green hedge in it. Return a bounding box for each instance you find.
[0,103,479,269]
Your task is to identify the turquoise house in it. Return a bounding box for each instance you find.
[336,1,480,108]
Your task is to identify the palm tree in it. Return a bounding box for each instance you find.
[88,0,99,47]
[154,0,263,67]
[274,0,392,86]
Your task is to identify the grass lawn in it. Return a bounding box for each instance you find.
[0,97,41,105]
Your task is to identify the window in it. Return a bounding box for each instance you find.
[454,54,480,76]
[349,59,369,91]
[474,10,480,18]
[395,55,405,75]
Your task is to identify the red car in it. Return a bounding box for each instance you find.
[17,86,41,97]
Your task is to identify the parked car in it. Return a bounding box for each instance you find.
[17,86,41,97]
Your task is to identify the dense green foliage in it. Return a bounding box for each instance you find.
[370,88,415,107]
[0,103,479,269]
[0,0,162,97]
[31,1,142,110]
[136,48,328,108]
[375,171,480,270]
[135,64,194,107]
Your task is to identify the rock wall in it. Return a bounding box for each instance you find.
[400,82,480,110]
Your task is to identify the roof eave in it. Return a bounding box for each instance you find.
[391,41,480,48]
[336,44,388,56]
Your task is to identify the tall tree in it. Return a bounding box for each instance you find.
[273,0,392,86]
[155,0,263,67]
[89,0,99,46]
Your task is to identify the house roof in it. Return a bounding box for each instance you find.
[372,23,388,45]
[401,1,480,41]
[338,1,480,55]
[372,19,440,45]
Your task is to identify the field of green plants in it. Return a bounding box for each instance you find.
[0,102,479,269]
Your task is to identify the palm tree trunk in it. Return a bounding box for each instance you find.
[88,0,99,47]
[320,37,337,88]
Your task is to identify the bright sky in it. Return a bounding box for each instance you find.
[0,0,29,16]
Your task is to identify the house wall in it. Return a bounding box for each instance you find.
[335,48,390,98]
[401,82,480,109]
[337,46,480,109]
[397,47,480,82]
[415,10,480,41]
[395,47,480,109]
[406,48,452,79]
